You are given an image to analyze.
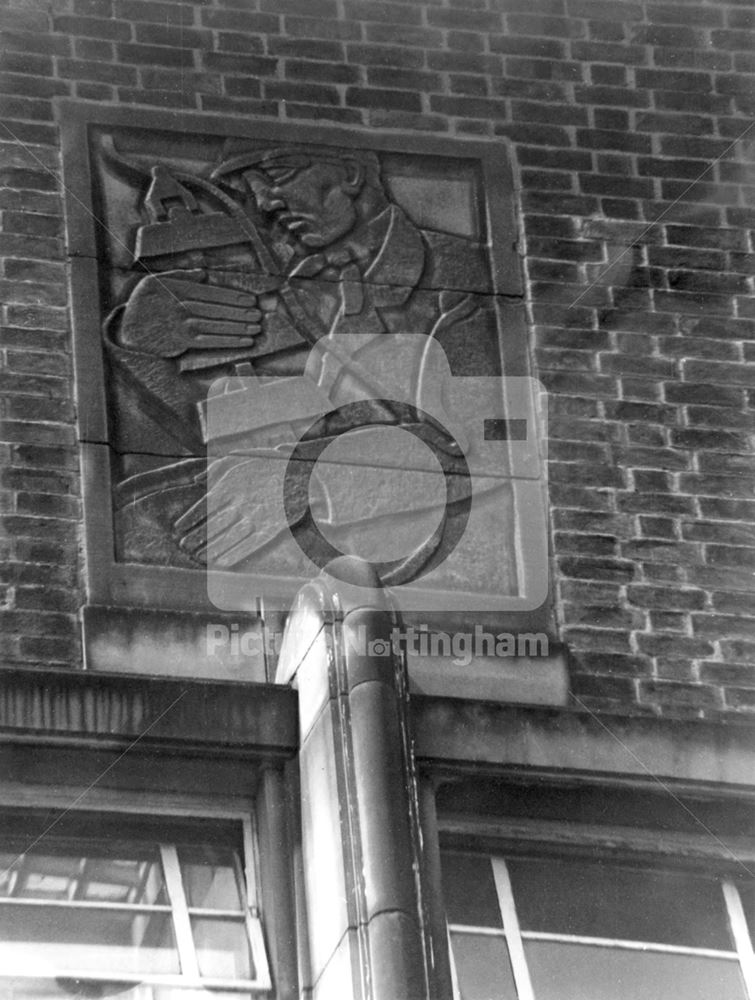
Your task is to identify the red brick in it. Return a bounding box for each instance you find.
[687,408,755,433]
[205,53,276,76]
[571,652,652,676]
[286,104,363,126]
[120,88,197,108]
[0,610,77,637]
[618,493,696,516]
[563,627,632,652]
[512,99,587,124]
[682,360,755,387]
[590,65,627,86]
[114,0,196,25]
[0,96,54,122]
[428,7,500,30]
[344,1,422,25]
[571,673,638,703]
[647,3,723,27]
[365,23,443,48]
[508,13,584,38]
[494,78,569,103]
[449,75,490,97]
[214,32,265,55]
[446,31,485,52]
[0,73,68,99]
[0,51,54,77]
[271,37,344,62]
[577,128,652,153]
[654,48,731,71]
[201,9,279,33]
[672,429,752,453]
[73,0,114,16]
[219,76,261,99]
[638,680,722,711]
[58,59,137,85]
[201,95,276,116]
[636,112,715,137]
[1,31,71,57]
[632,25,706,48]
[580,173,654,199]
[261,0,337,15]
[266,81,341,106]
[288,60,361,85]
[367,110,447,133]
[52,15,131,40]
[724,688,755,711]
[656,91,731,115]
[712,28,755,51]
[430,95,507,119]
[636,68,714,93]
[117,43,195,67]
[558,557,636,582]
[140,68,220,94]
[679,474,755,500]
[699,453,755,477]
[490,34,565,59]
[285,16,361,42]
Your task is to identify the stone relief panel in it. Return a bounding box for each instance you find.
[64,107,545,616]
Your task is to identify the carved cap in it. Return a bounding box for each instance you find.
[211,143,382,190]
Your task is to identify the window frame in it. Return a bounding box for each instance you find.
[0,797,273,996]
[441,818,755,1000]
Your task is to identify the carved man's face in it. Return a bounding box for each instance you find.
[250,160,360,249]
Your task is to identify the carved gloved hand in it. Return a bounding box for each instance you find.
[174,454,325,569]
[117,269,263,358]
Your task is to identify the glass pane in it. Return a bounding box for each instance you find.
[0,843,168,906]
[0,981,255,1000]
[738,882,755,948]
[508,858,732,949]
[178,845,243,911]
[0,904,179,975]
[450,932,518,1000]
[524,941,747,1000]
[441,852,503,928]
[192,916,254,980]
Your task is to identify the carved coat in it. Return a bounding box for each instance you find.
[106,205,503,569]
[106,204,498,455]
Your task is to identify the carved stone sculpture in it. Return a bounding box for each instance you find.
[101,137,512,592]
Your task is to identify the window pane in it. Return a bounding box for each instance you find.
[178,845,243,911]
[0,905,179,975]
[0,980,256,999]
[0,844,168,906]
[738,882,755,949]
[524,940,747,1000]
[441,853,503,928]
[450,932,518,1000]
[191,916,254,980]
[508,858,732,949]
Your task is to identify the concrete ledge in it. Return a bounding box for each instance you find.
[408,647,568,706]
[412,696,755,791]
[83,604,268,682]
[0,666,298,757]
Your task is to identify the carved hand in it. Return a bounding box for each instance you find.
[174,454,312,568]
[117,269,263,358]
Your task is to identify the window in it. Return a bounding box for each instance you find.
[442,850,755,1000]
[0,812,271,999]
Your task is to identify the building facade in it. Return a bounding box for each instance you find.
[1,0,754,997]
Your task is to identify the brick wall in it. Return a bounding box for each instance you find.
[1,0,754,718]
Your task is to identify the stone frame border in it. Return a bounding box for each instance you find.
[58,99,528,613]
